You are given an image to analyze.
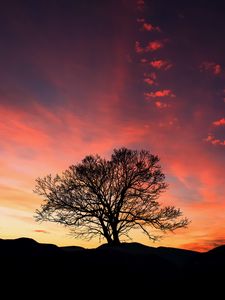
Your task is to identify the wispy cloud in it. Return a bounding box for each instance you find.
[181,238,225,252]
[135,40,165,54]
[145,40,164,52]
[144,78,155,85]
[33,229,49,233]
[205,134,225,146]
[200,61,222,75]
[144,89,175,99]
[142,23,154,31]
[140,58,148,63]
[140,22,161,32]
[143,72,157,86]
[150,59,172,70]
[155,101,170,109]
[213,118,225,126]
[135,41,144,54]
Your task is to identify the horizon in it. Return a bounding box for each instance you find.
[0,0,225,253]
[1,235,223,253]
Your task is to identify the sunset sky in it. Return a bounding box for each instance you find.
[0,0,225,251]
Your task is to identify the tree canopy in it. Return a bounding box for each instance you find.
[34,147,189,245]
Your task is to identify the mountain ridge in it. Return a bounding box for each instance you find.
[0,237,224,292]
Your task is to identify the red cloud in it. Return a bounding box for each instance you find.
[144,89,175,98]
[142,23,160,32]
[0,105,52,149]
[143,23,154,31]
[135,41,165,54]
[181,238,225,252]
[205,134,225,146]
[213,118,225,126]
[135,41,144,53]
[214,64,221,75]
[180,242,209,252]
[143,72,157,86]
[200,61,222,75]
[140,58,148,63]
[150,60,172,70]
[146,40,163,52]
[34,229,49,233]
[144,78,155,85]
[155,101,170,109]
[137,17,161,32]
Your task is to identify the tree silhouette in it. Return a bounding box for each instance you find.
[34,147,189,245]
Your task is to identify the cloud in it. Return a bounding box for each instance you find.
[145,40,164,52]
[213,118,225,126]
[135,41,144,53]
[140,58,148,63]
[33,229,49,233]
[143,72,157,86]
[144,78,155,85]
[205,134,225,146]
[142,23,154,31]
[214,64,222,75]
[150,60,172,70]
[0,105,52,149]
[200,61,222,75]
[155,101,170,109]
[205,118,225,147]
[136,16,161,35]
[144,89,175,99]
[181,238,225,252]
[142,23,161,32]
[135,40,165,54]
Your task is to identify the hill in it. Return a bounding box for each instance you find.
[0,237,224,294]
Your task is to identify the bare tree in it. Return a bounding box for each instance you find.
[34,148,189,245]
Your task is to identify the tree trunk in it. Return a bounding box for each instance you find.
[103,230,113,244]
[100,218,113,244]
[104,230,120,246]
[100,218,120,245]
[105,235,113,244]
[112,226,120,246]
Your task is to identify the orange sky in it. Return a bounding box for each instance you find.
[0,0,225,251]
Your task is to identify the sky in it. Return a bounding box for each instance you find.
[0,0,225,252]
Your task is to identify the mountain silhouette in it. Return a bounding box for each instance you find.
[0,237,223,295]
[0,237,60,256]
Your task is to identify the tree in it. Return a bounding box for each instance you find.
[34,147,189,245]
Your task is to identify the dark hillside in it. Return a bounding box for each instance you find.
[0,237,224,294]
